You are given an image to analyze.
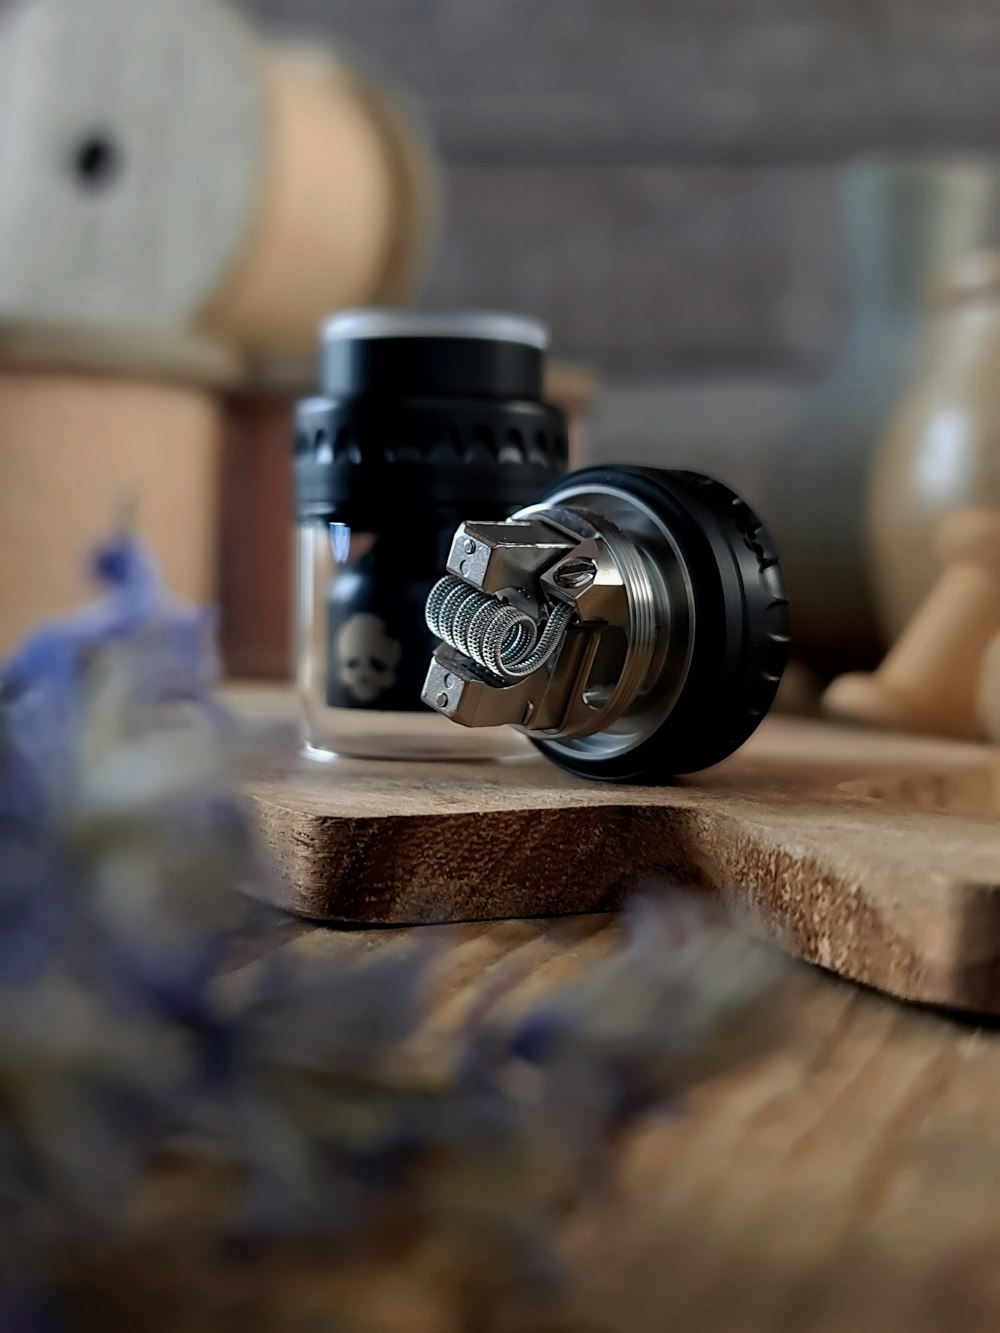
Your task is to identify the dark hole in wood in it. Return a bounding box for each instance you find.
[71,134,123,191]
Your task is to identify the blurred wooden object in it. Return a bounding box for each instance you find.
[977,632,1000,742]
[869,250,1000,642]
[772,659,823,717]
[0,0,264,330]
[824,508,1000,738]
[546,359,600,466]
[0,0,438,353]
[0,322,243,388]
[201,45,437,357]
[0,0,441,654]
[0,341,230,653]
[763,161,1000,678]
[220,388,296,679]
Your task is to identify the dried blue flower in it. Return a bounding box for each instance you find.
[0,836,72,987]
[0,532,221,833]
[0,534,261,1266]
[0,532,783,1328]
[0,1283,65,1333]
[236,946,430,1074]
[2,534,160,698]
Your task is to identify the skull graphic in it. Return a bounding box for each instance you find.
[335,614,402,704]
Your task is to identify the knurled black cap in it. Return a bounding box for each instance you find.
[295,310,569,524]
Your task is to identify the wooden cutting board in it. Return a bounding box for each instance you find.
[244,712,1000,1015]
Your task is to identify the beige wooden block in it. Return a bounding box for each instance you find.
[0,369,223,654]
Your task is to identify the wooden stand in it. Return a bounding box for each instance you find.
[824,508,1000,738]
[219,388,296,679]
[245,709,1000,1015]
[0,333,232,654]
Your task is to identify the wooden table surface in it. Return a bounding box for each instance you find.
[231,687,1000,1330]
[253,911,1000,1333]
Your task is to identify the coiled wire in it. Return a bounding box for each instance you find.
[426,576,574,681]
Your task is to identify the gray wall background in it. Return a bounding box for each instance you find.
[240,0,1000,483]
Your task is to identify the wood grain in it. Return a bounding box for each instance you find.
[570,970,1000,1333]
[249,915,1000,1331]
[244,710,1000,1014]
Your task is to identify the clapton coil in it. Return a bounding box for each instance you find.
[425,575,574,681]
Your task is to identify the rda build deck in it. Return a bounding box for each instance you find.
[423,466,788,782]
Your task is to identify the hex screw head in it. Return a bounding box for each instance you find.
[553,557,597,590]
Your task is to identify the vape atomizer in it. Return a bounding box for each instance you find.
[295,310,568,761]
[422,467,788,781]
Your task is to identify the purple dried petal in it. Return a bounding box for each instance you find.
[507,1005,567,1066]
[0,838,71,987]
[1,687,80,824]
[3,535,159,696]
[89,531,160,602]
[121,611,219,707]
[0,1284,65,1333]
[2,533,213,709]
[3,612,120,699]
[0,529,786,1300]
[97,926,230,1028]
[241,948,429,1072]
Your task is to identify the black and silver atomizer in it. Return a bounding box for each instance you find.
[294,310,569,760]
[422,466,789,782]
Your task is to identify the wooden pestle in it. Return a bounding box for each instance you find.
[823,508,1000,738]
